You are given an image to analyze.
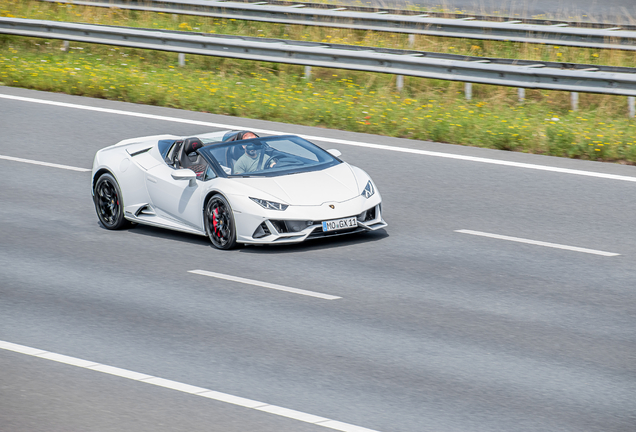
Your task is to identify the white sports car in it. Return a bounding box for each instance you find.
[91,130,387,249]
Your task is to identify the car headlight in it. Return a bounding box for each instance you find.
[250,197,288,211]
[361,180,375,199]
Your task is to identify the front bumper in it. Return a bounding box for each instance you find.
[233,195,386,245]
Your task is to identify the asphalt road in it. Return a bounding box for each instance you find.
[1,86,636,432]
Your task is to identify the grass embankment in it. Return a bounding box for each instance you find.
[2,0,636,163]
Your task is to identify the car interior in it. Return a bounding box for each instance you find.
[164,131,259,179]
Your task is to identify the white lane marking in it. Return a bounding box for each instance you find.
[36,352,98,368]
[256,405,329,423]
[0,154,90,172]
[0,340,380,432]
[87,364,152,380]
[3,94,636,183]
[188,270,341,300]
[455,229,620,256]
[198,390,267,409]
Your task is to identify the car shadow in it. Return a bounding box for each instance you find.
[109,222,389,253]
[238,229,389,254]
[121,223,210,247]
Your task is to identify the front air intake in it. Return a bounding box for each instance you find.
[358,205,377,222]
[269,220,313,233]
[252,222,271,239]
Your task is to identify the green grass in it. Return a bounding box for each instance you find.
[2,0,636,164]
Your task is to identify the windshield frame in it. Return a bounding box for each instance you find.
[198,135,341,178]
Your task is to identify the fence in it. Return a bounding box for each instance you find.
[1,17,635,115]
[39,0,636,50]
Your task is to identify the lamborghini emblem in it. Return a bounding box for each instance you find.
[329,204,335,209]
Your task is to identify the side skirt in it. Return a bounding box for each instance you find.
[124,213,207,237]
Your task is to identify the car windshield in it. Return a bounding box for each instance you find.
[198,135,340,177]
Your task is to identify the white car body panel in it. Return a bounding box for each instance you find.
[145,163,206,230]
[229,163,358,205]
[91,131,386,246]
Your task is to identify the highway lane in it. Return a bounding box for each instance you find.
[0,349,328,432]
[1,87,636,432]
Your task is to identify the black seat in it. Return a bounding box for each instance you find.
[178,138,204,167]
[178,138,207,178]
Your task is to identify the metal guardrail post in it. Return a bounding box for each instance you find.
[629,97,635,118]
[398,36,414,93]
[518,88,525,103]
[304,66,311,80]
[465,83,472,101]
[178,53,185,66]
[571,92,579,111]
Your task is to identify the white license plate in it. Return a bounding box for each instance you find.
[322,217,358,232]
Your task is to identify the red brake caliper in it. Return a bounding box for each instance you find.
[212,208,219,235]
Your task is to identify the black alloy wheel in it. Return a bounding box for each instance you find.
[205,195,237,250]
[94,173,130,230]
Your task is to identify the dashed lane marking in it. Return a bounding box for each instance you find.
[455,229,620,256]
[0,154,90,172]
[189,270,342,300]
[0,340,379,432]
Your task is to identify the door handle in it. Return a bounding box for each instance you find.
[147,176,157,183]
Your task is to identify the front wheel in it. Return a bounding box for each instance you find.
[205,195,237,250]
[93,173,130,230]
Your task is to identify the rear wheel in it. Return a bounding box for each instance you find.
[94,173,130,230]
[205,195,237,250]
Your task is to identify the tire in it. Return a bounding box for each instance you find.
[205,195,237,250]
[93,173,131,230]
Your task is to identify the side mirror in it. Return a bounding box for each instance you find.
[171,169,197,187]
[327,149,342,158]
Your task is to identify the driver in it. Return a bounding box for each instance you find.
[233,133,276,174]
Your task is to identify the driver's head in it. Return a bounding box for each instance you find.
[240,132,260,158]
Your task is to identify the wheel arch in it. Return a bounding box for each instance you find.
[92,168,116,194]
[203,189,232,212]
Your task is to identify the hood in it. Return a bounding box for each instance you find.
[232,163,360,206]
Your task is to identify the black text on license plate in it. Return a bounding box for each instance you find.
[322,217,357,232]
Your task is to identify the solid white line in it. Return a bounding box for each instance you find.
[455,229,620,256]
[188,269,341,300]
[86,364,153,380]
[140,377,210,394]
[198,390,266,409]
[0,154,90,172]
[3,93,636,183]
[0,340,380,432]
[0,340,46,356]
[256,405,330,423]
[36,352,98,368]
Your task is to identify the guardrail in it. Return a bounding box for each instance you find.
[1,18,635,114]
[39,0,636,51]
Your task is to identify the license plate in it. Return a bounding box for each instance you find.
[322,217,358,232]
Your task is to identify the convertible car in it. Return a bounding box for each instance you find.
[91,130,386,249]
